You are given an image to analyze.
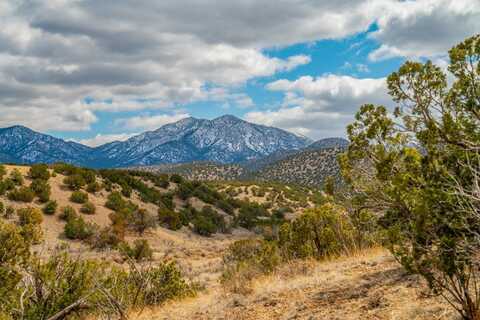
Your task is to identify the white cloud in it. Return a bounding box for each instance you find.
[77,133,137,147]
[369,0,480,61]
[117,113,191,131]
[246,74,390,139]
[0,0,478,133]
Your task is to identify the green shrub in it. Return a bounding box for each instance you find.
[86,181,102,193]
[192,215,217,236]
[16,207,43,244]
[0,201,3,216]
[132,208,157,234]
[0,164,6,178]
[0,178,15,195]
[170,174,184,184]
[30,179,51,202]
[43,200,58,215]
[221,239,280,293]
[80,201,96,215]
[8,186,35,202]
[119,239,153,262]
[63,174,86,191]
[279,203,355,259]
[70,190,88,204]
[236,203,268,229]
[105,191,126,211]
[58,206,77,221]
[4,205,15,219]
[64,214,96,240]
[10,168,24,185]
[158,207,182,230]
[28,164,50,180]
[90,226,123,249]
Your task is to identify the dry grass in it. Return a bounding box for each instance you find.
[135,248,455,320]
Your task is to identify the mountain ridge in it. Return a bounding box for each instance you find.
[0,115,342,168]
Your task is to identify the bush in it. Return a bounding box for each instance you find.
[10,168,24,185]
[0,164,5,178]
[0,201,3,216]
[70,190,88,204]
[59,205,77,221]
[192,215,217,236]
[119,239,153,262]
[86,181,102,193]
[158,207,182,230]
[279,203,355,259]
[28,164,50,180]
[80,201,96,215]
[4,205,15,219]
[0,178,15,195]
[63,174,86,191]
[30,179,51,202]
[16,207,43,244]
[105,191,126,211]
[64,214,96,240]
[170,174,184,184]
[8,186,35,202]
[43,200,58,215]
[221,239,280,293]
[236,203,268,229]
[132,208,157,234]
[90,227,123,249]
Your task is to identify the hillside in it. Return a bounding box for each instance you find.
[253,147,344,188]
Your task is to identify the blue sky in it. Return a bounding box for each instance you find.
[0,1,478,146]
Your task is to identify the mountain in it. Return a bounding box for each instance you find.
[0,125,93,165]
[93,115,312,167]
[0,116,312,167]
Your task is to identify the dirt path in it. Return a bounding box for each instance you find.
[136,249,455,320]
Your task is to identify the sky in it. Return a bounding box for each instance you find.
[0,0,479,147]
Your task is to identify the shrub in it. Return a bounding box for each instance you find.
[28,164,50,180]
[132,208,157,234]
[80,201,96,215]
[236,203,268,229]
[63,174,86,191]
[0,178,15,195]
[59,205,77,221]
[70,190,88,204]
[119,239,153,262]
[4,206,15,219]
[0,164,5,178]
[105,191,126,211]
[64,214,96,240]
[30,179,51,202]
[8,186,35,202]
[86,181,102,193]
[192,215,217,236]
[279,203,355,259]
[170,174,183,184]
[10,168,24,185]
[158,207,182,231]
[16,207,43,244]
[90,227,123,249]
[43,200,58,215]
[0,201,3,216]
[221,239,280,293]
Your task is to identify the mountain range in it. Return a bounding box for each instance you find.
[0,115,347,168]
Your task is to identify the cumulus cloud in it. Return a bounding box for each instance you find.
[246,75,390,139]
[369,0,480,60]
[0,0,477,133]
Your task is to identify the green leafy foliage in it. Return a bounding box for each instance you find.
[340,34,480,320]
[8,186,35,202]
[80,201,96,215]
[28,164,50,180]
[43,200,58,215]
[119,239,153,262]
[70,190,88,204]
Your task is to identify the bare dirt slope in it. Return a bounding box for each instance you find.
[136,249,453,320]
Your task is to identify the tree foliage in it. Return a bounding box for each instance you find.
[340,34,480,319]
